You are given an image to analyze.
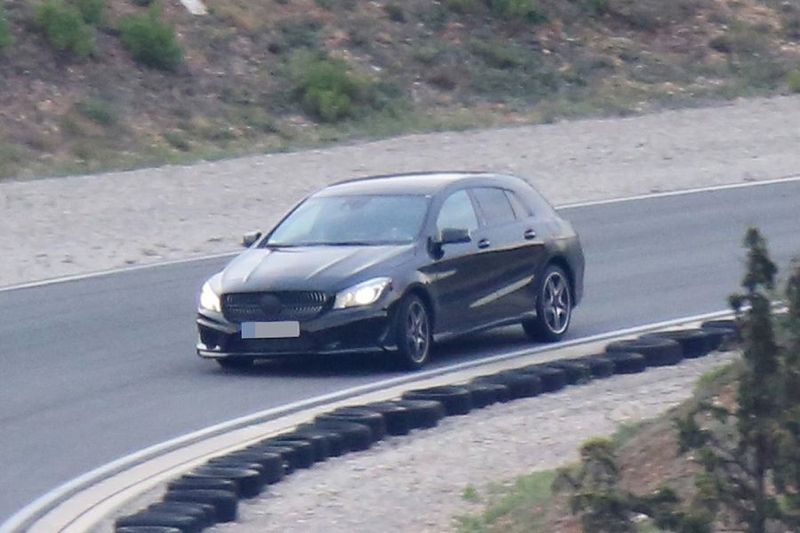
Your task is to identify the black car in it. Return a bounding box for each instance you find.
[197,172,584,370]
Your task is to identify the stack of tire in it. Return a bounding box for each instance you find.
[114,319,739,532]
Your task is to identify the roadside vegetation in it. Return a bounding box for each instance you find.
[1,0,799,180]
[456,229,800,532]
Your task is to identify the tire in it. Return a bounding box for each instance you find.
[542,360,591,385]
[302,420,374,451]
[277,432,333,460]
[393,294,433,370]
[391,400,446,429]
[519,365,568,392]
[205,458,269,485]
[569,355,615,378]
[168,477,239,496]
[461,382,506,407]
[292,428,347,457]
[363,402,414,436]
[318,408,388,441]
[213,451,284,484]
[244,444,296,474]
[523,264,572,342]
[402,385,472,416]
[261,438,316,467]
[216,357,254,370]
[116,511,205,533]
[116,527,184,533]
[189,466,264,498]
[641,329,713,359]
[165,490,238,523]
[473,372,542,400]
[604,351,647,374]
[701,319,740,346]
[146,502,215,528]
[606,337,683,367]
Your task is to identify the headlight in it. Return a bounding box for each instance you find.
[199,281,221,313]
[333,277,391,309]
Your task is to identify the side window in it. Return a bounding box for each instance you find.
[505,190,532,219]
[473,187,516,226]
[436,190,479,233]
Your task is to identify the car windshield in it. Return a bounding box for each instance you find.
[265,194,430,246]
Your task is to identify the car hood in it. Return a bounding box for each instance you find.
[217,244,416,293]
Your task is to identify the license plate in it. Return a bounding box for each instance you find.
[241,321,300,339]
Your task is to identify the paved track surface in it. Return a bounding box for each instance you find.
[1,181,798,523]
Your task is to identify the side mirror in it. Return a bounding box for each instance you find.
[438,228,471,245]
[242,231,262,248]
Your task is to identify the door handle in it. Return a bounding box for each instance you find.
[524,229,537,240]
[477,238,491,249]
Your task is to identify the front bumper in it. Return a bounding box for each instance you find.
[196,306,395,359]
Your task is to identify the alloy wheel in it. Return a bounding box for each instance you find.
[541,271,571,335]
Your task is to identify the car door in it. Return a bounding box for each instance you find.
[421,189,486,335]
[468,187,546,325]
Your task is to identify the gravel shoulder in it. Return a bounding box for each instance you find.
[210,352,736,533]
[2,95,800,288]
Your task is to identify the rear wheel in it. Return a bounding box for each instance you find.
[393,295,432,370]
[216,357,254,370]
[524,265,572,342]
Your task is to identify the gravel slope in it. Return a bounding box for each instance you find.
[2,95,800,288]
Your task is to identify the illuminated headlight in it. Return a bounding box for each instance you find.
[199,281,221,313]
[333,277,391,309]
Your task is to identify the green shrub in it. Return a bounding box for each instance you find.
[384,3,406,23]
[469,38,524,69]
[487,0,545,22]
[36,0,95,57]
[787,70,800,94]
[120,6,182,70]
[289,51,371,122]
[76,99,116,125]
[0,8,14,50]
[76,0,105,25]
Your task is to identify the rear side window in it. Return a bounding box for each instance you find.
[506,190,532,218]
[436,190,479,232]
[472,187,516,226]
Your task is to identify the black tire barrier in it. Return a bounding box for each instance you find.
[301,420,374,451]
[701,319,741,344]
[204,458,270,487]
[542,360,591,385]
[604,351,647,374]
[146,502,215,528]
[269,433,330,463]
[641,329,713,359]
[189,466,263,498]
[402,385,472,416]
[291,427,347,456]
[362,402,413,436]
[116,511,205,533]
[697,327,726,351]
[473,372,542,399]
[569,355,615,379]
[317,408,388,441]
[244,444,297,474]
[168,476,239,496]
[260,438,316,468]
[212,451,284,484]
[116,527,183,533]
[606,337,683,367]
[518,365,568,392]
[462,382,508,407]
[390,399,446,429]
[165,489,238,523]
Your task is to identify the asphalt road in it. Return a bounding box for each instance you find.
[1,181,799,524]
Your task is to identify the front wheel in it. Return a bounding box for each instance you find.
[523,265,572,342]
[393,295,432,370]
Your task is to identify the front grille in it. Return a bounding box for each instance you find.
[222,291,329,323]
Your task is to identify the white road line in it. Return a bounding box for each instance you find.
[0,309,733,533]
[2,173,799,294]
[557,173,800,210]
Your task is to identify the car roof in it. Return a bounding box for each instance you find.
[317,171,523,196]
